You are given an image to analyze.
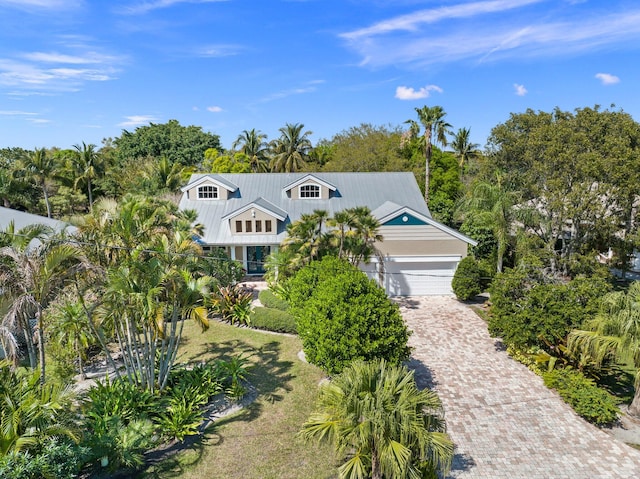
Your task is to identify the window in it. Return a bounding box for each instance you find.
[197,185,218,199]
[299,184,320,198]
[265,220,272,233]
[245,220,252,233]
[235,220,242,233]
[255,220,262,233]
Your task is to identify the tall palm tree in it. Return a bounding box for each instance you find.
[232,129,270,172]
[300,359,453,479]
[21,148,56,218]
[269,123,313,173]
[405,106,452,204]
[568,282,640,416]
[0,242,85,385]
[451,127,480,177]
[71,142,101,209]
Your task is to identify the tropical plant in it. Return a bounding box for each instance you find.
[269,123,313,172]
[210,284,253,325]
[232,129,270,172]
[450,127,480,176]
[0,241,86,383]
[20,148,56,218]
[300,359,453,479]
[405,106,452,204]
[568,282,640,416]
[69,142,102,209]
[0,361,77,457]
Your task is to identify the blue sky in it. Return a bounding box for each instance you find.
[1,0,639,152]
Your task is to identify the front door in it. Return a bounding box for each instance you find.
[246,246,270,275]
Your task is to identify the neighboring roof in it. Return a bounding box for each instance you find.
[0,206,74,233]
[180,174,239,193]
[179,172,449,245]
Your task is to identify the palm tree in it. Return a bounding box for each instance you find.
[568,282,640,416]
[21,148,56,218]
[405,106,452,204]
[0,242,85,385]
[461,175,520,272]
[300,359,453,479]
[269,123,313,172]
[71,142,101,209]
[50,301,95,380]
[232,129,270,172]
[451,127,480,177]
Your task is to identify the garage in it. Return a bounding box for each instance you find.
[361,256,461,296]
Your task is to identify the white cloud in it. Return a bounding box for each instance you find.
[259,81,321,103]
[118,115,159,127]
[341,0,544,40]
[514,83,527,96]
[0,0,82,9]
[339,4,640,68]
[395,85,443,100]
[119,0,227,15]
[28,118,51,124]
[0,110,38,116]
[207,106,222,112]
[23,51,119,65]
[595,72,620,85]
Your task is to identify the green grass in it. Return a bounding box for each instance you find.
[138,319,338,479]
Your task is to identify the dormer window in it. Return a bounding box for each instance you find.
[299,184,320,199]
[197,185,218,199]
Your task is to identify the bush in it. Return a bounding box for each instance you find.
[0,437,90,479]
[288,257,411,375]
[251,307,297,334]
[211,284,253,325]
[488,267,610,349]
[543,368,619,425]
[258,289,290,311]
[452,256,483,301]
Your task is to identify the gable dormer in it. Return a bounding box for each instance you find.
[222,197,287,235]
[284,174,337,200]
[181,175,238,201]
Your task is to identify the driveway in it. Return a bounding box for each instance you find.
[399,296,640,479]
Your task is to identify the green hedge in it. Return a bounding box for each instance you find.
[543,368,619,425]
[258,289,290,311]
[251,307,297,334]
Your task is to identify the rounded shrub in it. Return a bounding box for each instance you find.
[288,256,411,375]
[258,289,290,311]
[452,256,483,301]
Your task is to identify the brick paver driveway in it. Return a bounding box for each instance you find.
[399,296,640,479]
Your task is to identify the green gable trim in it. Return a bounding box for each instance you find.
[382,213,427,226]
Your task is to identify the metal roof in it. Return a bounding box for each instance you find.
[179,172,436,245]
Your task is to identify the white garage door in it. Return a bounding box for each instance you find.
[362,258,460,296]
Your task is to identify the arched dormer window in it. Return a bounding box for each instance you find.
[299,183,320,199]
[197,185,218,199]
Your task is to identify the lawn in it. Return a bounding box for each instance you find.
[138,319,338,479]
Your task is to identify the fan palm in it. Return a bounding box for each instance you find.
[405,106,452,204]
[300,359,453,479]
[269,123,312,172]
[568,282,640,416]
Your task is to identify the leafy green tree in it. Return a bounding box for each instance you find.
[300,359,453,479]
[20,148,56,218]
[487,106,640,272]
[203,149,252,173]
[404,106,452,204]
[288,257,410,375]
[452,256,485,301]
[114,119,221,167]
[232,129,270,172]
[568,282,640,416]
[321,123,406,173]
[269,123,313,172]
